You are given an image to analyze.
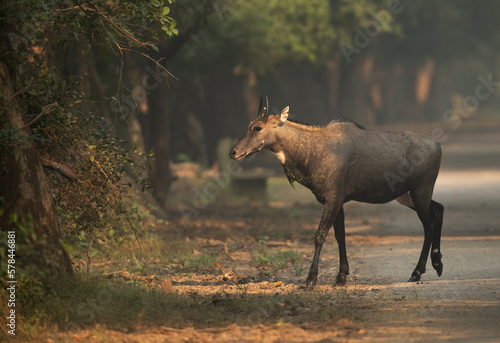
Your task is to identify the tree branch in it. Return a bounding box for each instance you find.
[118,47,177,80]
[40,154,79,181]
[20,103,56,130]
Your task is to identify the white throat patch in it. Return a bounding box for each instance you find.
[272,151,286,164]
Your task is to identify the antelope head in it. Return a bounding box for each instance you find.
[230,96,289,160]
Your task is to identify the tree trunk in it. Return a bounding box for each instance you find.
[0,62,73,275]
[326,59,340,115]
[340,56,375,126]
[415,58,436,120]
[241,72,259,120]
[382,63,405,124]
[143,81,173,207]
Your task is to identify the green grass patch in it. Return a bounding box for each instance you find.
[170,254,218,273]
[252,250,301,268]
[79,229,222,276]
[6,272,344,340]
[252,250,303,275]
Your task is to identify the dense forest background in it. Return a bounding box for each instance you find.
[166,1,500,150]
[155,0,500,203]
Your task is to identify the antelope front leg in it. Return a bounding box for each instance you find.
[305,204,339,290]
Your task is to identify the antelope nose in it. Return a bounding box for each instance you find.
[229,149,237,159]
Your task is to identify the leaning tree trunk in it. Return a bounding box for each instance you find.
[0,62,73,276]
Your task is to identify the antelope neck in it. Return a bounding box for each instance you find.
[268,121,321,167]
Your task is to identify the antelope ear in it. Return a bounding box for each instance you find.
[280,106,289,123]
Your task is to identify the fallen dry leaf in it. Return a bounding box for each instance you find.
[158,279,173,292]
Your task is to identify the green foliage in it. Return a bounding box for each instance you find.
[178,0,397,77]
[0,0,177,257]
[333,0,399,45]
[0,123,30,157]
[174,152,192,163]
[1,0,177,55]
[182,0,333,76]
[48,116,151,232]
[228,0,335,74]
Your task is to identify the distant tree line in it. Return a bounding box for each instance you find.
[162,0,500,170]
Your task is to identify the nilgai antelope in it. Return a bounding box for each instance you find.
[230,97,444,289]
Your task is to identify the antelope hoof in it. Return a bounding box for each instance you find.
[433,262,443,277]
[335,273,347,286]
[305,276,317,290]
[305,280,316,291]
[408,271,421,282]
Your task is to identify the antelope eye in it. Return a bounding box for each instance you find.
[253,126,262,132]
